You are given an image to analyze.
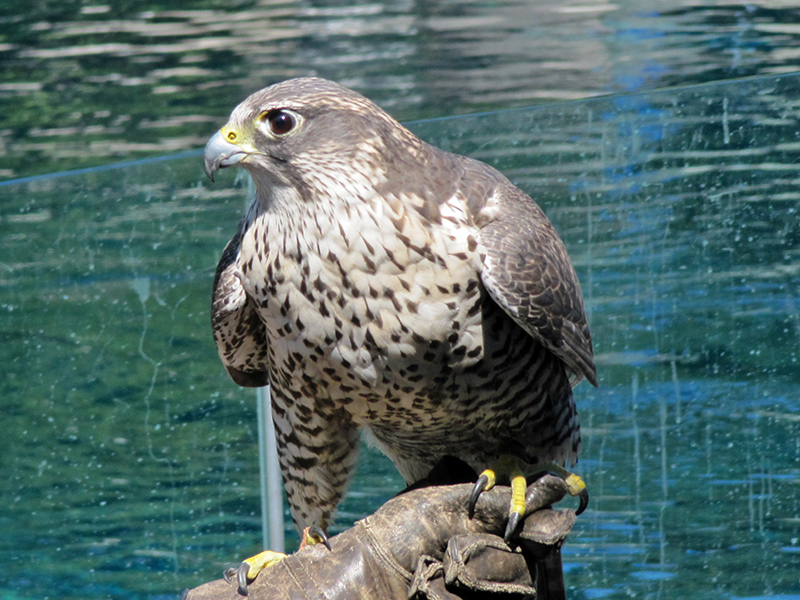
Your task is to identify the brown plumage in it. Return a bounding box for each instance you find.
[204,77,597,537]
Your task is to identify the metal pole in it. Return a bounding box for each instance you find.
[256,384,285,553]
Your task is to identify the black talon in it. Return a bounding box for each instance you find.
[222,563,251,596]
[236,562,251,596]
[308,524,332,551]
[468,473,490,518]
[576,487,589,516]
[504,510,523,544]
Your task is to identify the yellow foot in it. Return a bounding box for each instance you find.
[468,458,590,543]
[224,525,332,595]
[223,550,287,597]
[539,463,589,515]
[504,468,527,543]
[468,457,528,542]
[300,524,331,550]
[468,468,497,517]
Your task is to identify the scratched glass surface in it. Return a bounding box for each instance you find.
[3,73,800,600]
[5,0,800,180]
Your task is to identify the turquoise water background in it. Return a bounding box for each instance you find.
[2,2,800,599]
[4,73,800,598]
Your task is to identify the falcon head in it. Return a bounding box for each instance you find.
[204,78,423,204]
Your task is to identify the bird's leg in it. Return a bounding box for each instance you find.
[224,551,287,597]
[504,465,528,543]
[224,522,333,596]
[536,462,589,515]
[299,524,331,550]
[468,456,528,542]
[468,456,589,543]
[223,397,359,596]
[468,454,506,515]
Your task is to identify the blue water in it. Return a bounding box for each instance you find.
[4,0,800,179]
[2,8,800,599]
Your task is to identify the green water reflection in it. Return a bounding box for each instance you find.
[5,0,800,180]
[2,74,800,599]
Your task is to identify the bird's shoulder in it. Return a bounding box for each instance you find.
[447,154,598,387]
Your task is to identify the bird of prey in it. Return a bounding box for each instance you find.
[204,77,596,587]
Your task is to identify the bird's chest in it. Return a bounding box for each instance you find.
[238,199,485,420]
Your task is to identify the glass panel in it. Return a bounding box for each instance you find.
[3,72,799,599]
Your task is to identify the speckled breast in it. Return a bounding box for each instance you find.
[237,190,499,425]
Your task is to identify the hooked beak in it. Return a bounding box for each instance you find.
[203,130,248,182]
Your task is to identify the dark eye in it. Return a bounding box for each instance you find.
[264,109,296,136]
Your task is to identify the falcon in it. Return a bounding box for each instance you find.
[204,77,597,589]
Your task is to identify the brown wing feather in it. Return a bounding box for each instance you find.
[472,176,598,387]
[211,219,271,388]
